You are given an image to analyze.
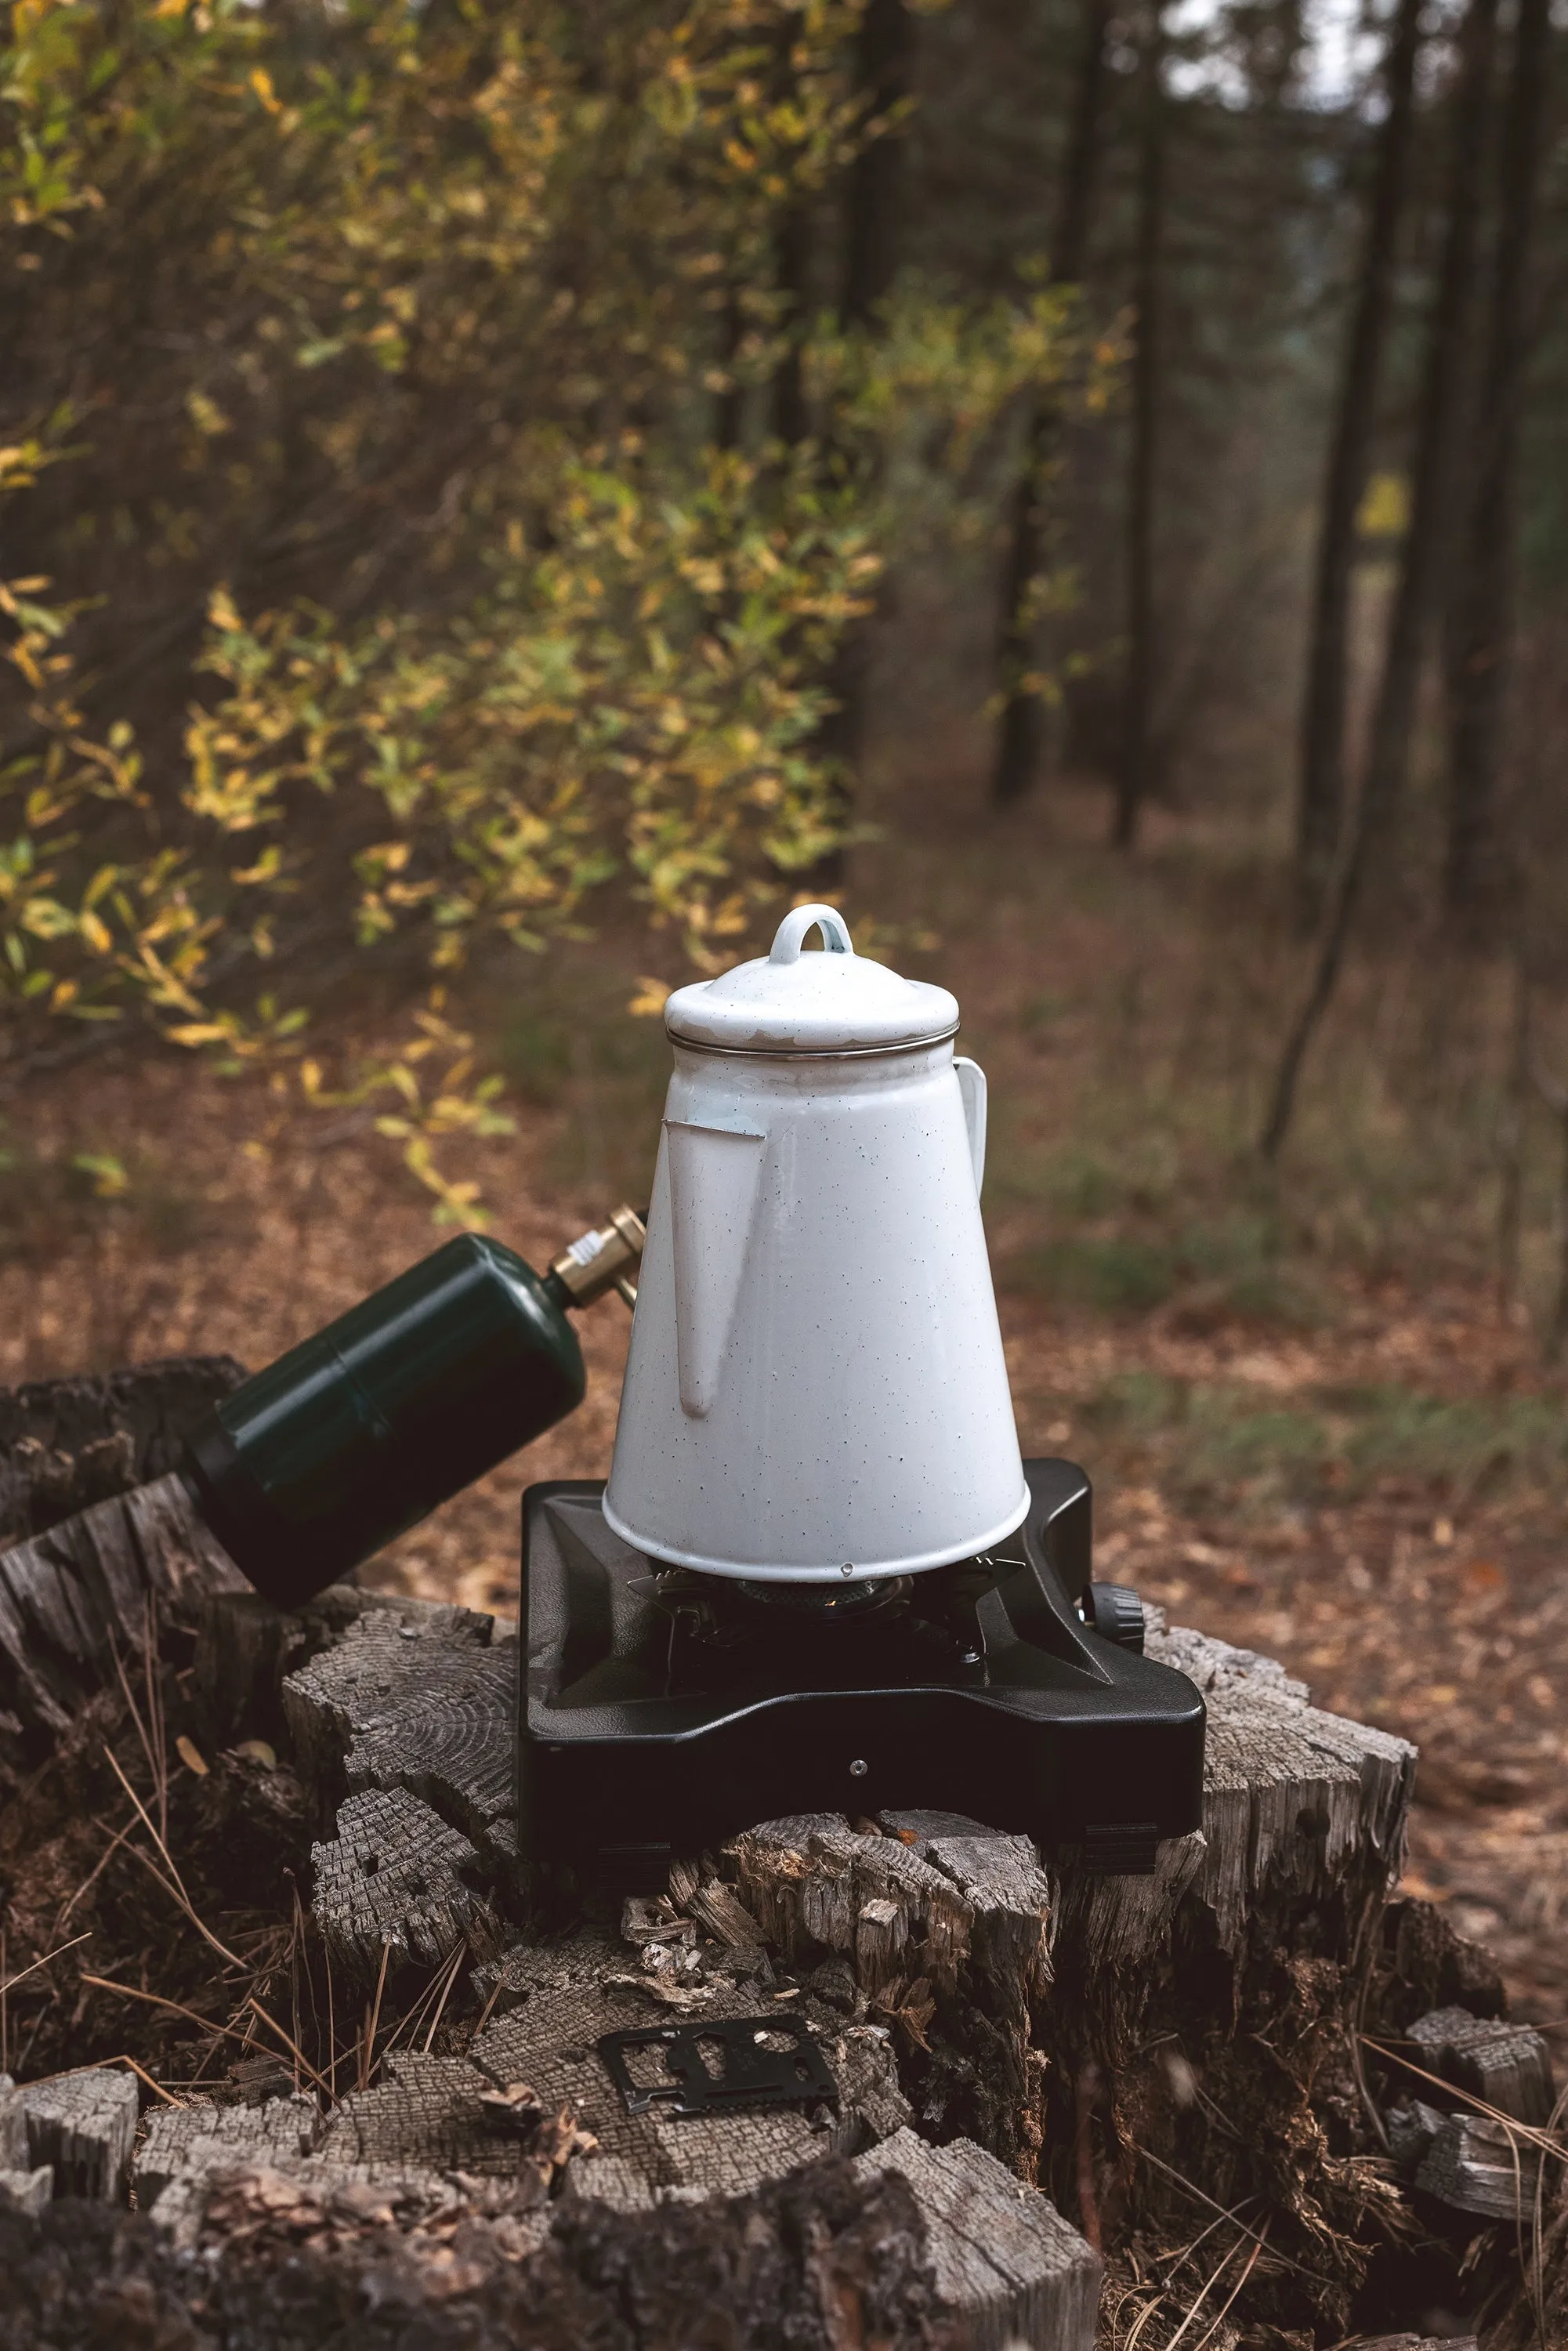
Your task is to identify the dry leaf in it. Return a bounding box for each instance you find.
[176,1734,209,1776]
[480,2081,545,2138]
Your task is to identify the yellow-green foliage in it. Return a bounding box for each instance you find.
[1,0,1095,1215]
[184,451,877,974]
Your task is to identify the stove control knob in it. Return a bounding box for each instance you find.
[1082,1583,1146,1654]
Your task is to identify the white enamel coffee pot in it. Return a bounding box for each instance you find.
[603,904,1029,1581]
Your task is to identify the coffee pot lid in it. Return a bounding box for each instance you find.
[664,904,958,1053]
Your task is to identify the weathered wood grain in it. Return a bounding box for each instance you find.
[698,1614,1420,2310]
[284,1607,1419,2237]
[0,1472,247,1766]
[856,2128,1101,2351]
[469,1940,912,2207]
[1128,1621,1415,1958]
[125,2150,971,2349]
[0,2074,24,2165]
[135,2092,324,2205]
[1354,2337,1480,2351]
[1415,2110,1540,2220]
[0,2076,49,2213]
[0,2162,53,2214]
[17,2066,139,2199]
[194,1581,491,1747]
[1407,2005,1555,2125]
[281,1594,519,1875]
[310,1784,504,1978]
[194,1589,309,1748]
[726,1810,1054,2176]
[727,1815,987,2003]
[318,2051,526,2179]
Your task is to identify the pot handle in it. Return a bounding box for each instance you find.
[770,903,854,962]
[954,1056,987,1197]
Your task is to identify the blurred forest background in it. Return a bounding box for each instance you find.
[2,0,1568,2038]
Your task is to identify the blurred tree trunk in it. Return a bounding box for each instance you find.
[1442,0,1552,930]
[817,0,916,802]
[1332,0,1497,846]
[771,10,811,448]
[772,204,811,447]
[1293,0,1423,901]
[1262,0,1500,1158]
[990,0,1110,807]
[843,0,913,330]
[1495,955,1532,1306]
[1112,0,1166,853]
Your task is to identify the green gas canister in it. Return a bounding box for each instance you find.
[181,1207,643,1609]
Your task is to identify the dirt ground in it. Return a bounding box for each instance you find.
[3,777,1565,2080]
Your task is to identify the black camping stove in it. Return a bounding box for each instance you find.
[518,1458,1204,1885]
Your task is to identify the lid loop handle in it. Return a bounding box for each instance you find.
[769,904,854,965]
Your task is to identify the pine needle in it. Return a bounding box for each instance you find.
[471,1965,510,2041]
[100,1742,246,1972]
[421,1943,466,2054]
[1189,2222,1267,2351]
[1161,2232,1248,2351]
[1132,2142,1330,2286]
[1363,2037,1568,2161]
[56,1813,139,1931]
[80,1972,332,2098]
[241,1997,332,2098]
[110,2051,185,2107]
[0,1932,93,2000]
[360,1939,392,2093]
[377,1941,464,2066]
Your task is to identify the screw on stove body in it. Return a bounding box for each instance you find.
[849,1759,868,1778]
[841,1563,855,1578]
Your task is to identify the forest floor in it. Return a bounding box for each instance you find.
[3,762,1565,2076]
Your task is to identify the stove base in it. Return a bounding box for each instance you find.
[518,1459,1205,1881]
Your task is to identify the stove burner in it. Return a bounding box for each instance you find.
[517,1458,1205,1884]
[731,1575,913,1618]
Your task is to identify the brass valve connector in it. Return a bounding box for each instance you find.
[549,1203,646,1310]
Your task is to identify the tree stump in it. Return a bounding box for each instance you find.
[6,2067,139,2201]
[0,1358,244,1545]
[3,1453,1548,2346]
[255,1567,1445,2336]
